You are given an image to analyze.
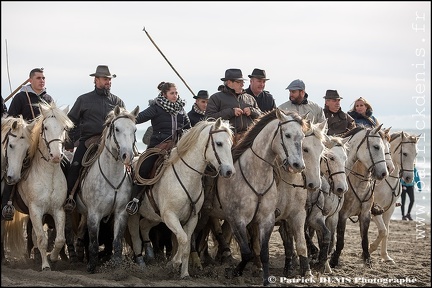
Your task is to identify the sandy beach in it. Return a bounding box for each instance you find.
[1,219,430,287]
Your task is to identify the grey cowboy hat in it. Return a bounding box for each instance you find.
[194,90,209,100]
[248,68,269,80]
[220,68,247,81]
[323,89,343,99]
[89,65,116,78]
[286,79,305,90]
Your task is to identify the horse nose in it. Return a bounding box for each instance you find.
[121,152,133,165]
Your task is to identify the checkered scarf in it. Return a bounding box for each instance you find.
[192,103,205,115]
[155,93,186,115]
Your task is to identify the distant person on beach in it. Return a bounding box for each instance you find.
[278,79,325,124]
[323,89,356,136]
[348,97,379,128]
[400,165,422,221]
[245,68,276,113]
[188,90,209,127]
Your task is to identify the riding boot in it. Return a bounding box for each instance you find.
[63,159,81,213]
[1,184,15,221]
[126,184,145,215]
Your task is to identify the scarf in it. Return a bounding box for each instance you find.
[192,103,205,115]
[155,94,186,115]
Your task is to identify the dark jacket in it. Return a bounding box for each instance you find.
[245,87,276,113]
[7,85,53,121]
[205,85,262,134]
[348,110,378,128]
[187,106,205,127]
[324,106,356,136]
[67,87,125,144]
[136,101,191,148]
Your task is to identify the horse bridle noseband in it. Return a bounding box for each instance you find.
[38,115,66,162]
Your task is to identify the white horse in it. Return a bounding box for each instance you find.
[275,119,327,278]
[305,135,349,274]
[215,109,306,286]
[369,131,419,263]
[330,125,389,269]
[8,102,73,271]
[1,116,34,262]
[75,105,139,273]
[128,118,235,279]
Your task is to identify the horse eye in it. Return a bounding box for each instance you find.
[303,148,309,153]
[330,157,335,161]
[115,127,119,132]
[285,134,291,139]
[403,152,408,157]
[373,145,379,150]
[216,141,222,147]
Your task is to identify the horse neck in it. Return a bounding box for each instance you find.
[175,145,208,174]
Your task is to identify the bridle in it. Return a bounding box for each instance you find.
[38,115,66,162]
[2,128,30,183]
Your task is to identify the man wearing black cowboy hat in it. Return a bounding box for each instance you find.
[323,89,355,136]
[206,68,262,141]
[245,68,276,113]
[188,90,209,127]
[63,65,125,212]
[278,79,325,124]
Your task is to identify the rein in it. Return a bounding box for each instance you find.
[38,116,64,162]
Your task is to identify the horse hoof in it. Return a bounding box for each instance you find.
[224,267,234,279]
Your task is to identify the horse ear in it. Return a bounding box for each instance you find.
[12,120,18,130]
[27,120,36,132]
[276,108,284,120]
[215,117,222,129]
[318,119,328,133]
[131,106,140,117]
[114,105,121,116]
[62,105,70,115]
[372,123,383,134]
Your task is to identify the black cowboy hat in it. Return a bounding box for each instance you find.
[248,68,269,80]
[323,90,343,99]
[193,90,209,100]
[89,65,116,78]
[220,68,247,81]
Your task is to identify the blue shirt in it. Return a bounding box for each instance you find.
[400,167,422,190]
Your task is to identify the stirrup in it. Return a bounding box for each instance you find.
[2,201,15,221]
[126,198,140,215]
[63,197,76,213]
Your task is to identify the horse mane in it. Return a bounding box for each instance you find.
[96,107,137,155]
[232,109,305,162]
[390,131,419,143]
[168,119,232,164]
[306,121,329,155]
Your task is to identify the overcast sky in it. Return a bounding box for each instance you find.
[1,1,430,131]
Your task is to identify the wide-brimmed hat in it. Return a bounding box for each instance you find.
[220,68,247,81]
[286,79,305,90]
[248,68,269,80]
[323,90,343,99]
[194,90,209,99]
[89,65,116,78]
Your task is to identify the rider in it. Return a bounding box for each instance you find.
[2,68,54,221]
[63,65,125,212]
[126,81,191,215]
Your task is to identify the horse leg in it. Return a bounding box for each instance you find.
[139,217,158,263]
[228,221,252,278]
[111,212,128,267]
[127,213,145,266]
[380,211,394,263]
[214,219,233,263]
[359,209,372,268]
[75,214,88,263]
[163,212,194,279]
[48,210,66,266]
[28,210,50,271]
[369,215,385,255]
[64,211,78,262]
[259,218,276,286]
[310,218,330,273]
[324,214,338,273]
[291,216,311,277]
[330,214,347,268]
[86,214,101,273]
[248,224,262,275]
[279,221,295,277]
[305,226,319,262]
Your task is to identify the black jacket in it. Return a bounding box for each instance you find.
[245,87,276,113]
[7,85,53,121]
[67,87,125,144]
[136,102,191,148]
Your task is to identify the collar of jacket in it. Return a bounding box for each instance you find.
[95,86,110,96]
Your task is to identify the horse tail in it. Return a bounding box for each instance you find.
[4,211,28,259]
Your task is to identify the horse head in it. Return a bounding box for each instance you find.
[380,126,395,174]
[205,118,235,178]
[275,109,306,174]
[390,131,419,183]
[2,116,35,184]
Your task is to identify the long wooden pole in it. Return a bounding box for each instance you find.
[4,78,30,103]
[143,27,196,97]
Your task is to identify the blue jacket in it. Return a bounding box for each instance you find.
[400,167,422,190]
